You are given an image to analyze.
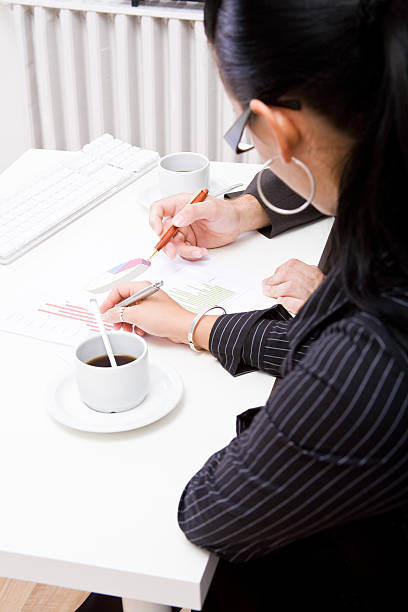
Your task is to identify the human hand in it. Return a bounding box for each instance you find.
[262,258,325,314]
[100,281,196,344]
[149,192,242,260]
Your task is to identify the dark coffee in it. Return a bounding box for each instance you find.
[176,170,191,172]
[87,354,137,367]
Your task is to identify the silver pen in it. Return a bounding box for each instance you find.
[117,281,164,307]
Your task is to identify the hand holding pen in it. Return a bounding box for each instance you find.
[149,189,209,259]
[149,185,242,259]
[148,184,246,261]
[101,281,163,327]
[100,280,197,343]
[117,281,164,307]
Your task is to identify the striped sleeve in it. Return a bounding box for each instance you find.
[209,305,307,377]
[178,319,408,562]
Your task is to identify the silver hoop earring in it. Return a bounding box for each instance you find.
[256,156,315,215]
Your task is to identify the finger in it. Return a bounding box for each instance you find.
[170,230,191,248]
[120,322,134,333]
[104,304,142,326]
[152,219,178,258]
[262,280,293,299]
[133,327,146,336]
[262,282,278,298]
[163,229,206,259]
[261,276,276,297]
[100,281,151,313]
[176,243,208,260]
[161,217,175,233]
[264,280,311,301]
[149,193,194,235]
[276,296,304,315]
[103,306,125,324]
[158,225,189,259]
[268,258,305,285]
[172,198,218,227]
[162,229,195,259]
[162,241,178,259]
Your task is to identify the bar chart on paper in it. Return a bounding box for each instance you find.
[0,294,114,347]
[0,257,265,347]
[143,255,263,314]
[167,281,236,313]
[38,301,114,335]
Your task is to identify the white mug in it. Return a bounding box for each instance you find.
[75,332,149,413]
[158,152,209,197]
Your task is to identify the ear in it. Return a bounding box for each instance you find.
[250,99,301,163]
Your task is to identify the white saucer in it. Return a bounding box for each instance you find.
[48,362,183,433]
[138,177,237,209]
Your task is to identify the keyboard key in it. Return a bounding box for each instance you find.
[0,134,159,264]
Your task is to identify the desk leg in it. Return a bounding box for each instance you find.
[122,599,172,612]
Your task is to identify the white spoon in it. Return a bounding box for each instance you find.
[89,298,117,368]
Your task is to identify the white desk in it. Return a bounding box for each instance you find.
[0,161,333,611]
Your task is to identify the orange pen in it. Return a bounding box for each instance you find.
[148,188,209,259]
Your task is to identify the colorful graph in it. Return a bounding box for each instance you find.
[38,301,114,334]
[168,281,236,313]
[108,258,150,275]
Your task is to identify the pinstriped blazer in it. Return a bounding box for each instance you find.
[177,268,408,563]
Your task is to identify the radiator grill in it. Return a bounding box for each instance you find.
[11,2,258,163]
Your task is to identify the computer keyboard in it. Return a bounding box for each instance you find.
[0,134,159,264]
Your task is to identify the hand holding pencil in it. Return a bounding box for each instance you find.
[149,189,245,260]
[148,189,209,259]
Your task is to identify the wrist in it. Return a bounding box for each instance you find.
[235,194,270,234]
[191,315,220,351]
[178,311,196,345]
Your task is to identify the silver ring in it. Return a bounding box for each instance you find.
[119,307,125,323]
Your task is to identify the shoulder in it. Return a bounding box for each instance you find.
[300,312,408,397]
[268,313,408,465]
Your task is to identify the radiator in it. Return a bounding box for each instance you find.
[8,0,259,163]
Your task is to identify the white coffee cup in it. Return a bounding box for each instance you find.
[158,151,210,197]
[75,332,149,413]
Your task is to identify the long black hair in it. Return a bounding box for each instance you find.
[205,0,408,329]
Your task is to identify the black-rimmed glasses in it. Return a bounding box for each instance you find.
[224,99,302,154]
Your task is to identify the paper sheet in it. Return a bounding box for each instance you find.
[0,256,264,348]
[144,255,262,313]
[0,292,115,347]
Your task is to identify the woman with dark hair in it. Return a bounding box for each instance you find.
[102,1,408,609]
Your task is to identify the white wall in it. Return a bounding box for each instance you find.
[0,5,31,171]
